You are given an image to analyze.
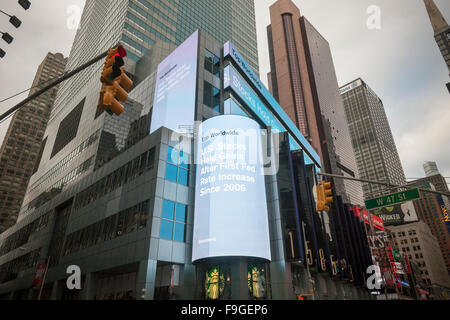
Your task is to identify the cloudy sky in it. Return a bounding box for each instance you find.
[0,0,449,184]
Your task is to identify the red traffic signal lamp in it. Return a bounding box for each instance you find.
[98,46,133,116]
[315,181,334,213]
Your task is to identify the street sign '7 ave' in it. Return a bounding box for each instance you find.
[365,189,421,210]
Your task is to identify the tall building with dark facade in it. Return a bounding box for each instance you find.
[424,0,450,74]
[340,78,407,201]
[0,30,373,301]
[19,0,260,225]
[0,53,67,233]
[266,0,363,206]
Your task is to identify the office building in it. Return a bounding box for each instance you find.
[18,0,260,225]
[424,161,440,177]
[424,0,450,74]
[0,53,67,233]
[340,78,406,201]
[417,161,450,211]
[407,180,450,276]
[0,30,372,300]
[266,0,363,206]
[389,221,450,299]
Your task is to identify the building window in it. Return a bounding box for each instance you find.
[203,81,220,112]
[165,146,189,186]
[204,50,220,77]
[204,266,230,300]
[51,98,85,158]
[248,264,267,299]
[160,200,186,242]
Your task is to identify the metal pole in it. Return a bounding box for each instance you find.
[317,173,450,197]
[0,10,12,17]
[37,256,51,301]
[0,49,110,122]
[301,222,315,300]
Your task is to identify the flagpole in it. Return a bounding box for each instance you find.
[37,256,51,300]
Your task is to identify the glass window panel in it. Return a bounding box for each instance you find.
[173,223,185,242]
[178,168,188,186]
[175,204,187,223]
[179,151,189,169]
[160,220,174,240]
[165,164,178,183]
[167,146,179,165]
[162,200,175,220]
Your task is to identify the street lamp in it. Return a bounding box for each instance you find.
[0,10,22,28]
[1,32,13,44]
[18,0,31,10]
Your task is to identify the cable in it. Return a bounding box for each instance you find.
[0,71,68,104]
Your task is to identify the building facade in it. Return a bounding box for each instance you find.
[423,161,440,177]
[0,52,67,233]
[424,0,450,75]
[389,221,450,299]
[0,31,372,301]
[19,0,260,226]
[407,180,450,276]
[266,0,363,206]
[340,78,407,201]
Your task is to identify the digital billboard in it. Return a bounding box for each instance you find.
[150,30,199,134]
[223,42,321,167]
[192,115,271,262]
[370,201,418,226]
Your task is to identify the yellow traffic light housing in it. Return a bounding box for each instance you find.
[315,181,334,213]
[98,46,133,116]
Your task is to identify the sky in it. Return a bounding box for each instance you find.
[0,0,449,184]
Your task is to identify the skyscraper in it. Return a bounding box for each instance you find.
[424,0,450,74]
[424,161,440,177]
[19,0,260,222]
[340,78,407,201]
[406,180,450,276]
[267,0,363,205]
[0,52,67,233]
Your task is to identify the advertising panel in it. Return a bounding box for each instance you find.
[150,30,199,134]
[436,194,450,234]
[370,201,418,226]
[223,43,321,167]
[192,115,271,262]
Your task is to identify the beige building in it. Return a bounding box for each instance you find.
[389,222,450,299]
[0,52,67,233]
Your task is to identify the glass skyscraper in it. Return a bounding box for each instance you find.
[340,78,407,201]
[18,0,259,222]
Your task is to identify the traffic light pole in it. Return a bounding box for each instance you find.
[0,49,110,122]
[317,172,450,198]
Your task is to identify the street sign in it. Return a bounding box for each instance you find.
[365,189,420,210]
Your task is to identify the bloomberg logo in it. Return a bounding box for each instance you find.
[340,79,363,95]
[224,41,263,92]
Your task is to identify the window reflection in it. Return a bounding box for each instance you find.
[248,264,267,299]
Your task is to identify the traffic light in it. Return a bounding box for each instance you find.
[0,48,5,58]
[98,46,133,116]
[315,181,334,212]
[18,0,31,10]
